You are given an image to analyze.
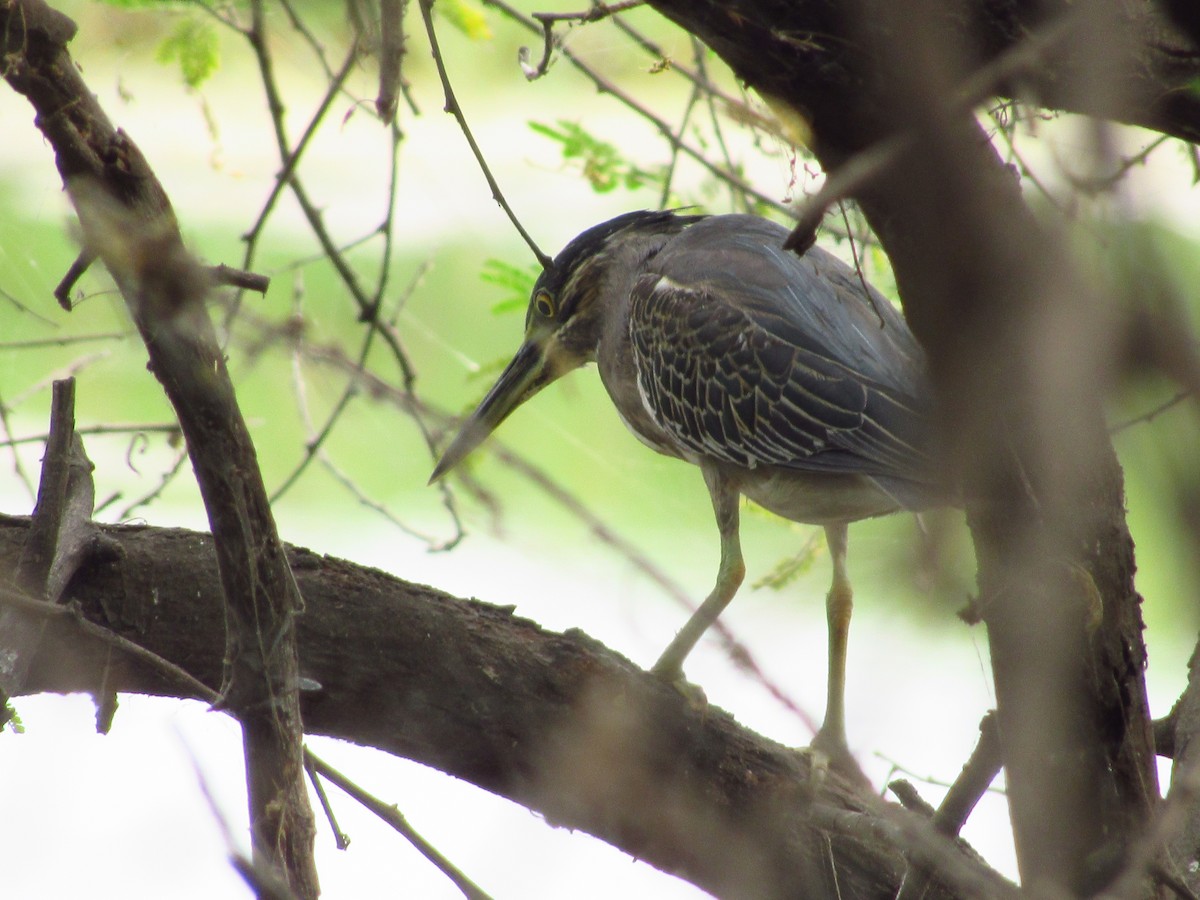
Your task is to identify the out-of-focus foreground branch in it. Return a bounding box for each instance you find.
[645,0,1194,895]
[0,0,317,894]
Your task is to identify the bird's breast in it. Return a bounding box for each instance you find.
[597,358,683,459]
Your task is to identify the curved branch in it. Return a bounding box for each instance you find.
[0,514,1013,900]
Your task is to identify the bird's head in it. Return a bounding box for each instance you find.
[430,210,697,482]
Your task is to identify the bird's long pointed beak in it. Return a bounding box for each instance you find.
[430,340,547,483]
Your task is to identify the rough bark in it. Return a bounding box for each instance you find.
[0,513,1016,900]
[647,0,1172,894]
[0,0,317,894]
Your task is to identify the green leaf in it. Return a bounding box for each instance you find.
[751,530,822,591]
[529,120,664,196]
[438,0,492,40]
[480,259,539,315]
[156,18,220,89]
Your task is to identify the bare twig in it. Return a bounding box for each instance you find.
[934,712,1003,838]
[303,754,350,850]
[417,0,552,269]
[377,0,406,121]
[53,250,97,310]
[305,752,495,900]
[15,380,81,596]
[1110,390,1191,434]
[522,1,645,80]
[0,332,129,351]
[209,264,270,295]
[0,423,180,449]
[485,0,798,222]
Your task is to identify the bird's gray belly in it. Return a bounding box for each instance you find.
[739,468,903,525]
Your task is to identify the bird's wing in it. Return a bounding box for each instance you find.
[628,215,932,487]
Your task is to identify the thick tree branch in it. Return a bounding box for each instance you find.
[0,513,1016,900]
[0,1,317,894]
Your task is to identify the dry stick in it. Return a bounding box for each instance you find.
[0,383,35,501]
[0,424,179,450]
[523,0,646,80]
[484,0,798,222]
[15,379,78,595]
[0,2,317,894]
[228,41,357,331]
[53,249,96,310]
[305,753,495,900]
[417,0,553,269]
[1,380,81,705]
[377,0,405,121]
[302,754,349,850]
[893,712,1003,900]
[934,711,1003,837]
[242,0,455,517]
[210,264,270,295]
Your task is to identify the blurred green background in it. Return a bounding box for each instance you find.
[1,1,1198,896]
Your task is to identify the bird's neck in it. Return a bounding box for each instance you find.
[593,231,675,357]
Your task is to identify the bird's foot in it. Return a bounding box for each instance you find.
[809,726,870,790]
[649,660,709,713]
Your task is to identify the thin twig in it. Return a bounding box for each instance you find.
[229,42,358,330]
[0,385,35,501]
[0,331,129,351]
[210,264,270,295]
[0,423,180,448]
[523,1,645,80]
[417,0,552,269]
[305,751,495,900]
[53,250,96,310]
[303,754,350,850]
[1110,390,1191,434]
[485,0,798,222]
[116,445,189,522]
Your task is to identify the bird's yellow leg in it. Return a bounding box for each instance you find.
[651,468,744,682]
[813,522,852,759]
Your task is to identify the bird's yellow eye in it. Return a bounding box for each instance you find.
[534,290,556,319]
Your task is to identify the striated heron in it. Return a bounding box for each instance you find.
[430,211,940,760]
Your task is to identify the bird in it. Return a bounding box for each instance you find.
[430,210,941,763]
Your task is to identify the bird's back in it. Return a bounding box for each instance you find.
[625,214,938,513]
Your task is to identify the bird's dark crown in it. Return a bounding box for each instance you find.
[527,210,703,328]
